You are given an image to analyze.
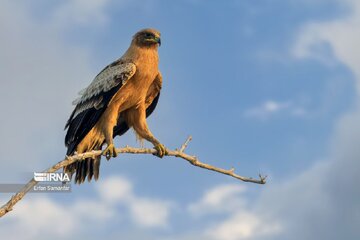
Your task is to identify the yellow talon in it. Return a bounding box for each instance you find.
[153,143,167,158]
[102,143,117,160]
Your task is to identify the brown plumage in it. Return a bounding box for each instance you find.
[64,28,166,184]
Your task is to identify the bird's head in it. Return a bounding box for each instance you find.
[133,28,161,48]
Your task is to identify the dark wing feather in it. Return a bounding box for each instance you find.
[65,61,136,155]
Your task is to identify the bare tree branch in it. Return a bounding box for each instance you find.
[0,136,266,218]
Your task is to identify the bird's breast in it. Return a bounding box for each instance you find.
[133,55,158,87]
[112,48,159,110]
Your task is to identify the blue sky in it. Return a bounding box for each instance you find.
[0,0,359,239]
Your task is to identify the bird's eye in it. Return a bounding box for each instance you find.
[145,33,153,38]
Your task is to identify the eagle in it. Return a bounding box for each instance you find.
[64,28,166,184]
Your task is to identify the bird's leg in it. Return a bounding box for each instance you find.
[99,106,119,160]
[135,124,166,158]
[127,104,167,158]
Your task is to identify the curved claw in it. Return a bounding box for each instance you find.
[102,143,118,160]
[153,143,167,158]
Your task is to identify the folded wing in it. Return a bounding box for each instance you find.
[65,61,136,155]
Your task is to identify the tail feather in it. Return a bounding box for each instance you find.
[64,142,103,184]
[93,157,101,181]
[87,157,94,182]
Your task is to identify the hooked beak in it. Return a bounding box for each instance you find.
[155,37,161,46]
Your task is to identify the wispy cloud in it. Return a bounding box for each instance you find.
[244,100,307,119]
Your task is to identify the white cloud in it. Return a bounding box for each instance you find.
[206,211,282,240]
[0,175,173,239]
[187,184,282,240]
[72,198,115,221]
[244,100,306,119]
[293,0,360,92]
[3,197,76,238]
[0,195,113,240]
[129,198,171,228]
[188,184,247,216]
[96,176,172,228]
[96,175,133,204]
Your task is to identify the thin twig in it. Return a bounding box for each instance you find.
[179,135,192,152]
[0,136,266,218]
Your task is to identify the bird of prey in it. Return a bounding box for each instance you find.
[64,28,166,184]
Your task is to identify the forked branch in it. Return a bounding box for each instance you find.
[0,136,266,218]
